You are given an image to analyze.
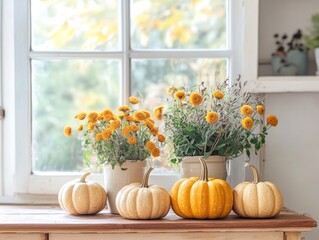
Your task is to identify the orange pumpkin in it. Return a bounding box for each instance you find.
[170,158,233,219]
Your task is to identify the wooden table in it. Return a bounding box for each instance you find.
[0,205,316,240]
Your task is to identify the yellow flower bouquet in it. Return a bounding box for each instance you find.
[161,77,278,165]
[64,96,165,168]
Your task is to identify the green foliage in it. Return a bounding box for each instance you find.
[304,13,319,49]
[164,77,276,166]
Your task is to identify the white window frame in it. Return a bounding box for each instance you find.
[1,0,243,199]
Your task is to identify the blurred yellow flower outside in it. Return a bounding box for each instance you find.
[161,77,279,165]
[64,96,165,168]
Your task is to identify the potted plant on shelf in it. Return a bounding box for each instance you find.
[271,30,308,76]
[158,76,278,180]
[304,13,319,75]
[64,96,165,214]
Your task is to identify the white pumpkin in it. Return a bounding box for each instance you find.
[233,163,284,218]
[58,172,107,215]
[116,168,170,219]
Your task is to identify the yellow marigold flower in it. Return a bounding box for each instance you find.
[266,114,278,127]
[129,96,139,104]
[100,109,114,121]
[256,105,265,115]
[213,90,224,100]
[127,136,137,145]
[118,113,125,119]
[110,119,121,130]
[125,115,134,122]
[240,105,254,115]
[77,124,83,131]
[157,134,166,142]
[153,105,164,120]
[174,90,186,101]
[130,125,139,132]
[167,85,178,96]
[64,126,72,137]
[205,111,219,124]
[133,111,147,121]
[241,116,254,130]
[149,126,159,136]
[88,112,99,123]
[142,110,151,119]
[102,129,112,140]
[189,92,203,106]
[88,123,95,131]
[118,105,130,112]
[151,147,160,157]
[145,141,156,151]
[121,126,132,136]
[76,112,87,120]
[95,133,103,141]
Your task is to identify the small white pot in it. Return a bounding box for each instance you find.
[181,156,227,180]
[315,48,319,75]
[103,160,146,214]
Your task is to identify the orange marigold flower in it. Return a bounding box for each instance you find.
[142,110,151,119]
[127,136,137,145]
[130,125,139,132]
[88,123,95,131]
[241,116,254,130]
[118,105,130,112]
[134,111,147,121]
[189,92,203,106]
[167,85,178,96]
[174,90,186,101]
[76,112,87,120]
[145,119,155,129]
[151,147,160,157]
[157,134,166,142]
[95,133,103,141]
[149,126,159,136]
[88,112,99,123]
[212,90,224,100]
[121,126,132,136]
[118,113,125,119]
[102,129,112,140]
[256,105,265,115]
[77,124,83,131]
[100,109,114,121]
[205,111,219,124]
[110,120,121,130]
[125,115,134,122]
[266,114,278,127]
[145,141,156,151]
[240,105,254,115]
[64,126,72,137]
[129,96,139,104]
[153,105,164,120]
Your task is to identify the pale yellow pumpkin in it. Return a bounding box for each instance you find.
[233,163,284,218]
[58,172,107,215]
[170,158,233,219]
[115,168,170,219]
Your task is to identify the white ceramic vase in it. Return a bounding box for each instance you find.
[103,160,146,214]
[181,156,227,180]
[315,48,319,75]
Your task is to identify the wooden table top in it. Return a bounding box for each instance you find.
[0,205,316,233]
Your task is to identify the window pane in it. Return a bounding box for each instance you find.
[131,58,227,112]
[31,0,120,51]
[131,0,227,49]
[32,60,120,172]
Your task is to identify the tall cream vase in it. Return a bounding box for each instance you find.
[181,156,227,180]
[103,160,146,214]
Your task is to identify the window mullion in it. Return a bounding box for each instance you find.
[130,50,232,59]
[122,0,130,104]
[29,51,123,60]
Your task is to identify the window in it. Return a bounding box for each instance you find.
[3,0,242,196]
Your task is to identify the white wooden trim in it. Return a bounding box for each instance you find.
[0,0,3,196]
[122,0,130,103]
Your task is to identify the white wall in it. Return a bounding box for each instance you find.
[265,93,319,240]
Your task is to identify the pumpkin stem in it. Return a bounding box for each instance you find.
[80,172,91,183]
[245,163,260,183]
[141,167,153,188]
[199,157,208,182]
